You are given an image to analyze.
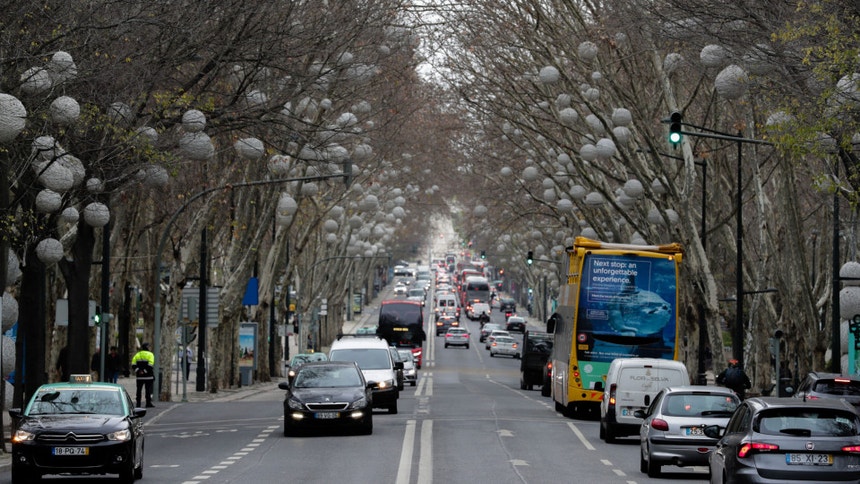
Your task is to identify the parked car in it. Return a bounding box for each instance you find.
[635,386,739,477]
[444,328,470,349]
[505,316,526,333]
[479,323,502,343]
[793,372,860,410]
[278,361,373,436]
[397,349,418,386]
[489,335,520,358]
[705,397,860,484]
[484,329,510,350]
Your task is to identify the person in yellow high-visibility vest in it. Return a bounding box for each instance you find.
[131,343,156,407]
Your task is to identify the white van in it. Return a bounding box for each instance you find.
[329,336,402,414]
[599,358,689,443]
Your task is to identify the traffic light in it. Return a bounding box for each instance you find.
[668,111,683,146]
[93,306,101,326]
[526,251,533,265]
[480,250,486,259]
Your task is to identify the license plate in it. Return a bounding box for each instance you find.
[53,447,89,456]
[315,412,339,419]
[786,453,833,465]
[684,427,704,436]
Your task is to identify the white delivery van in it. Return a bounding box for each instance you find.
[599,358,689,443]
[329,336,402,414]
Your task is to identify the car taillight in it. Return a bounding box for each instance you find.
[608,383,617,406]
[738,442,779,458]
[650,418,669,431]
[512,343,517,348]
[446,333,453,338]
[806,395,820,400]
[835,378,851,383]
[492,342,497,346]
[842,445,860,453]
[437,322,443,326]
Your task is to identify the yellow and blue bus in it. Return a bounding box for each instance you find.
[548,237,683,418]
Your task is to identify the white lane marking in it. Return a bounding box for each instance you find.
[417,420,433,484]
[415,375,427,397]
[510,459,529,466]
[395,420,417,484]
[567,422,595,451]
[601,459,612,466]
[497,429,514,437]
[613,469,626,476]
[425,375,433,397]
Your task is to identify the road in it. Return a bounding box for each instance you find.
[0,296,710,483]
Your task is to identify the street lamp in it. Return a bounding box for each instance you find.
[662,114,773,371]
[152,172,350,400]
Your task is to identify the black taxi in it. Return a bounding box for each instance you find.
[9,374,146,483]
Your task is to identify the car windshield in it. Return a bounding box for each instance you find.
[813,379,860,396]
[495,337,515,344]
[293,366,363,388]
[28,388,124,416]
[662,393,738,417]
[756,408,859,437]
[329,348,391,370]
[397,350,413,360]
[483,324,501,333]
[449,329,467,334]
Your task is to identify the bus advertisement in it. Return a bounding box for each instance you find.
[549,237,683,417]
[377,300,426,368]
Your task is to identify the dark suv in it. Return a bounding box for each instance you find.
[498,298,516,312]
[793,372,860,410]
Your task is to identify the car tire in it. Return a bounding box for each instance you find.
[639,449,648,473]
[119,458,136,483]
[444,343,449,348]
[360,415,373,435]
[604,423,616,444]
[646,457,661,478]
[11,466,36,484]
[490,352,495,357]
[599,421,606,440]
[520,378,527,390]
[541,384,551,397]
[284,423,299,437]
[465,344,470,349]
[515,353,520,359]
[410,381,416,387]
[134,447,144,479]
[388,402,398,414]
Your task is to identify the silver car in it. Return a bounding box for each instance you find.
[706,397,860,484]
[489,335,520,358]
[397,349,418,386]
[636,386,739,477]
[444,327,470,349]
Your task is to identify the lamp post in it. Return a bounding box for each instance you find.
[152,172,349,400]
[664,116,773,371]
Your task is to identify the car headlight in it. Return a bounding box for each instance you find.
[348,396,368,409]
[288,398,305,410]
[376,379,395,389]
[12,429,35,443]
[107,429,132,442]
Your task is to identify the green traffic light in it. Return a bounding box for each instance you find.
[668,111,683,146]
[668,131,682,144]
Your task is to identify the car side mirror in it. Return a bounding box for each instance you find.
[593,382,604,392]
[644,394,651,406]
[366,381,377,389]
[633,409,647,419]
[8,408,22,419]
[703,425,723,439]
[278,381,290,390]
[133,408,147,418]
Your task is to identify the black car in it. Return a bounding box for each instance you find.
[498,297,516,313]
[9,375,146,484]
[793,372,860,410]
[279,361,373,436]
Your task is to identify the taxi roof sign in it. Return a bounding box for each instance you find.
[70,374,92,383]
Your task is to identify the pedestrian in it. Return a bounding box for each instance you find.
[90,347,101,380]
[105,346,121,383]
[307,334,314,351]
[179,346,193,380]
[56,346,69,382]
[131,343,156,407]
[716,358,752,400]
